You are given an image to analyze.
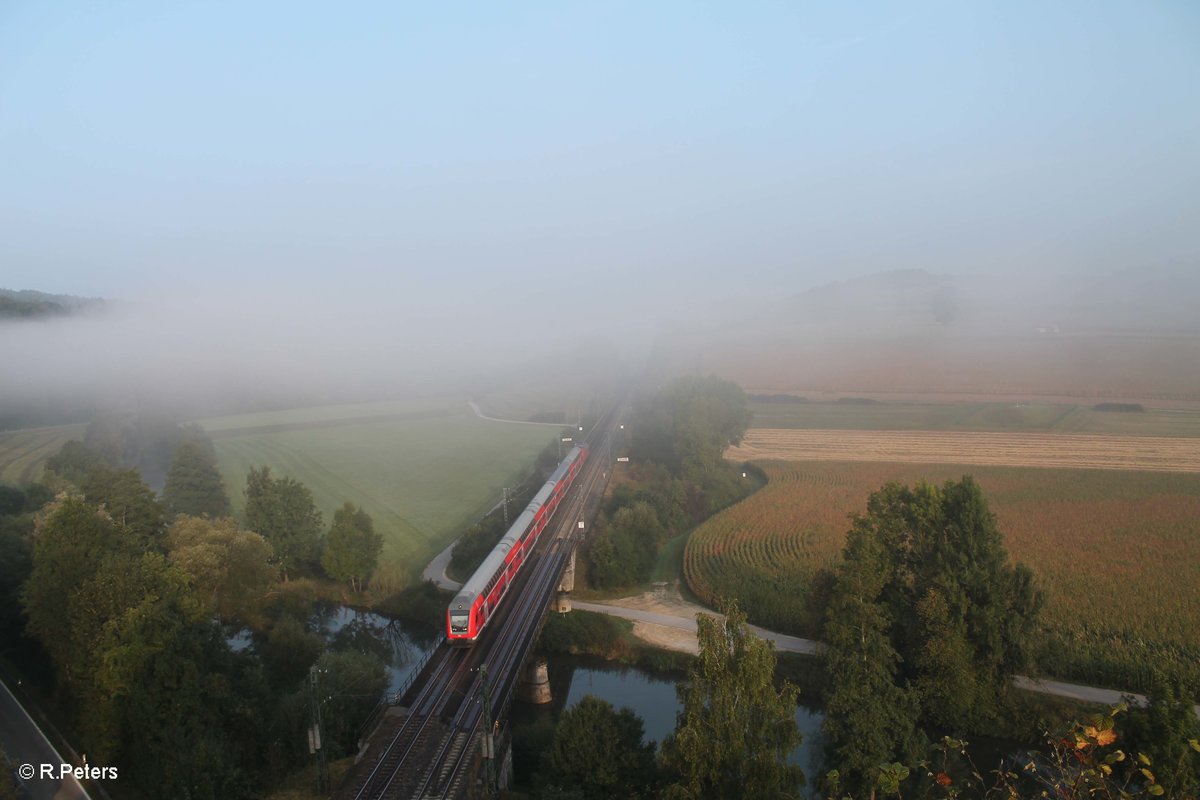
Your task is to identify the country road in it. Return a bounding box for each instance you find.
[573,599,1200,718]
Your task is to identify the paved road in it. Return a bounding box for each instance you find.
[0,678,91,800]
[422,538,464,591]
[574,601,1200,717]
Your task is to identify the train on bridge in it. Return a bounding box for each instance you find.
[446,444,588,643]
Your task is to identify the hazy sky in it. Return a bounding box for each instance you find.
[2,1,1198,309]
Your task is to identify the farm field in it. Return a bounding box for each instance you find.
[727,429,1200,472]
[199,399,555,576]
[748,400,1200,438]
[0,423,87,485]
[685,460,1200,690]
[705,333,1200,401]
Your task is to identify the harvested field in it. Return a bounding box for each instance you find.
[727,429,1200,472]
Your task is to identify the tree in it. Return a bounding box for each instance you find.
[22,496,129,688]
[820,477,1043,794]
[244,466,323,581]
[260,616,324,690]
[630,376,752,479]
[587,501,663,588]
[821,523,923,798]
[44,439,107,485]
[81,466,166,551]
[321,502,383,592]
[313,650,388,757]
[163,440,231,519]
[168,515,274,622]
[83,411,189,491]
[1120,675,1200,796]
[542,696,658,800]
[661,602,803,800]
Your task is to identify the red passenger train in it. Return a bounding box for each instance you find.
[446,445,588,643]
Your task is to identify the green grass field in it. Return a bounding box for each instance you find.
[0,423,87,485]
[198,399,555,576]
[748,400,1200,437]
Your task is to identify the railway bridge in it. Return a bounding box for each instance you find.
[334,408,619,800]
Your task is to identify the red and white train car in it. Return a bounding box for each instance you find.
[446,445,588,643]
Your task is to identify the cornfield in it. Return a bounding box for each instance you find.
[685,460,1200,693]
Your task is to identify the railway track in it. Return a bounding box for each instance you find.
[338,405,619,800]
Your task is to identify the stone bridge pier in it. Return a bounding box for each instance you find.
[553,547,576,613]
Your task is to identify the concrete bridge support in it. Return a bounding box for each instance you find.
[517,658,552,704]
[558,547,576,593]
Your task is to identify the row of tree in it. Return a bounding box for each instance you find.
[1,425,395,796]
[46,431,384,596]
[587,376,754,589]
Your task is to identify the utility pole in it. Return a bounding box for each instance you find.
[502,487,509,526]
[308,665,329,793]
[480,665,496,795]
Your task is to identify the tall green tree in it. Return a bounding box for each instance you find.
[821,522,923,798]
[168,515,274,622]
[81,466,166,551]
[163,440,231,519]
[321,502,383,592]
[22,496,129,688]
[587,501,663,588]
[243,466,323,581]
[661,602,803,800]
[821,477,1043,794]
[542,696,658,800]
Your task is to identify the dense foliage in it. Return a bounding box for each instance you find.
[244,465,324,580]
[661,602,804,800]
[588,501,664,588]
[587,376,754,590]
[321,502,383,592]
[162,439,231,518]
[540,696,659,800]
[630,375,753,479]
[168,515,275,623]
[821,477,1043,795]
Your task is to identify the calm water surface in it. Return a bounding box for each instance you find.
[511,654,827,782]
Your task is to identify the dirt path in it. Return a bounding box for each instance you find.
[467,401,566,427]
[577,587,1200,717]
[727,429,1200,472]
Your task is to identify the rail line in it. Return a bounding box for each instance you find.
[338,404,619,800]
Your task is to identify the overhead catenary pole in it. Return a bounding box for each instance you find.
[480,665,496,795]
[308,664,329,793]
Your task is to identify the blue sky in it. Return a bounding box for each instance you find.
[1,1,1198,305]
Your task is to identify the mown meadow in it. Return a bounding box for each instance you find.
[685,460,1200,694]
[0,423,86,484]
[199,398,556,577]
